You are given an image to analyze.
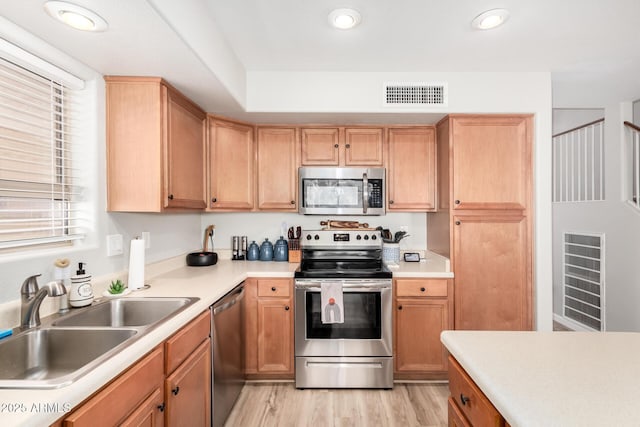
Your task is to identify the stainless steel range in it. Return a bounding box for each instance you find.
[294,229,393,389]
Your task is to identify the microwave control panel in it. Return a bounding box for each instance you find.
[369,180,383,208]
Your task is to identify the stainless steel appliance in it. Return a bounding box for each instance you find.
[298,167,385,215]
[211,283,245,427]
[294,229,393,389]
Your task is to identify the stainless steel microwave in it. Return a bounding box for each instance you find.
[298,167,385,215]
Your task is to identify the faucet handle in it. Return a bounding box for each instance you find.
[21,274,41,296]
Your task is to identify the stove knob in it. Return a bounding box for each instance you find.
[371,235,377,240]
[306,235,312,240]
[364,235,369,240]
[314,234,320,240]
[356,235,362,240]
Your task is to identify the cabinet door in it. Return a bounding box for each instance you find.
[165,340,211,427]
[64,347,164,426]
[164,86,207,209]
[257,297,293,375]
[208,118,255,210]
[395,298,448,374]
[257,127,299,210]
[453,214,532,331]
[344,128,383,166]
[106,77,163,212]
[300,128,340,165]
[120,388,164,427]
[386,127,436,211]
[451,115,531,210]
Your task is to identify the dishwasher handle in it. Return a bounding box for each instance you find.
[213,286,245,315]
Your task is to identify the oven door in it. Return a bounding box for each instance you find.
[294,279,392,357]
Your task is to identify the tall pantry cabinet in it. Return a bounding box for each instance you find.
[429,115,533,331]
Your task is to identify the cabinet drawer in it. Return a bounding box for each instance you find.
[257,279,291,297]
[396,279,448,297]
[448,356,504,427]
[165,310,211,374]
[64,347,164,426]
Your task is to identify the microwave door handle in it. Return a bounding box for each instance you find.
[362,172,368,214]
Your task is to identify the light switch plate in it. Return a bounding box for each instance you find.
[107,234,123,256]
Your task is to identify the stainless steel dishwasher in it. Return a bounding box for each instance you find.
[211,283,245,427]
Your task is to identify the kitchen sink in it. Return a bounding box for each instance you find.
[0,328,137,388]
[0,296,199,388]
[52,297,198,328]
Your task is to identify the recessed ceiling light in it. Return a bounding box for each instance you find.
[44,1,108,32]
[328,8,361,30]
[471,8,509,30]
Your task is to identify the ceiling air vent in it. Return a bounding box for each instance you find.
[383,82,448,107]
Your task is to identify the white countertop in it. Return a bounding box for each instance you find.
[388,251,453,278]
[441,330,640,427]
[1,255,449,426]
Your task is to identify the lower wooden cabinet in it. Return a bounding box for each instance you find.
[164,311,211,426]
[63,347,165,426]
[165,341,211,427]
[245,278,294,379]
[121,388,165,427]
[448,356,505,427]
[394,278,453,380]
[61,311,211,427]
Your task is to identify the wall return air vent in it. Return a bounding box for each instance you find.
[383,82,448,107]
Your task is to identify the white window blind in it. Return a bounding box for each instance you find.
[0,56,86,250]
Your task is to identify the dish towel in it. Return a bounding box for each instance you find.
[321,282,344,324]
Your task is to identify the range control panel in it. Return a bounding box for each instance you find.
[300,229,382,248]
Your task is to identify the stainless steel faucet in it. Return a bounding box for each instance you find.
[20,274,67,330]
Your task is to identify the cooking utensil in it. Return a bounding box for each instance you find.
[393,231,410,243]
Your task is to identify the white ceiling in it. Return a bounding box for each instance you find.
[1,0,639,122]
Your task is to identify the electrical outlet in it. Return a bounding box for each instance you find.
[141,231,151,249]
[400,225,409,233]
[107,234,123,256]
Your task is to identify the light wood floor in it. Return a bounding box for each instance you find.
[225,382,449,427]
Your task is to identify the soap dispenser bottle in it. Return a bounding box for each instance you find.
[69,262,94,308]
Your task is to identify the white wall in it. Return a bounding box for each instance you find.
[552,103,640,331]
[553,109,604,135]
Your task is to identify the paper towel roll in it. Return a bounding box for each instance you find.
[127,238,145,290]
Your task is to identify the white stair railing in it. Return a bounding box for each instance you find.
[552,119,605,203]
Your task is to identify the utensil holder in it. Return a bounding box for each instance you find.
[382,243,400,264]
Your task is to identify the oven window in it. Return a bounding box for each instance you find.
[305,292,381,339]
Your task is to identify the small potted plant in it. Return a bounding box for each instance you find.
[103,279,131,297]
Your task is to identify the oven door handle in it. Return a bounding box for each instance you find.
[295,284,391,291]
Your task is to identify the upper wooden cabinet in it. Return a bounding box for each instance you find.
[386,127,437,211]
[450,115,532,211]
[256,127,299,211]
[301,127,384,166]
[207,117,255,211]
[106,77,207,212]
